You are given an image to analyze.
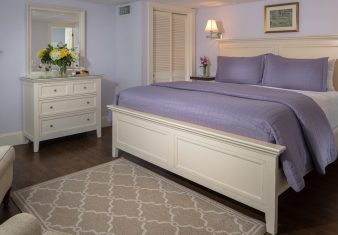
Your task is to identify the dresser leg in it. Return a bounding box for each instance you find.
[112,147,119,158]
[33,141,39,152]
[97,128,102,138]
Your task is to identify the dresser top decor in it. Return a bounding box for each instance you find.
[37,43,79,77]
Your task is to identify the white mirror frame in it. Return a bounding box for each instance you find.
[27,5,86,77]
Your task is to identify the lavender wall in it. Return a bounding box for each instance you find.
[114,1,148,93]
[196,0,338,76]
[0,0,115,134]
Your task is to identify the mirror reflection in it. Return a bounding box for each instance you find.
[50,26,75,49]
[29,7,85,74]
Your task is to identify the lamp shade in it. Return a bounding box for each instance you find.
[204,20,219,33]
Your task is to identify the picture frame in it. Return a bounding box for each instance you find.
[264,2,299,33]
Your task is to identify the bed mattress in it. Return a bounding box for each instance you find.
[302,91,338,148]
[254,86,338,148]
[259,86,338,131]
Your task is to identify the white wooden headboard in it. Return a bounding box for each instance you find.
[218,35,338,91]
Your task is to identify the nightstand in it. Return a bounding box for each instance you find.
[190,76,215,81]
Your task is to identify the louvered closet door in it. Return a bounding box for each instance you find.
[153,11,171,83]
[153,11,187,83]
[172,13,186,81]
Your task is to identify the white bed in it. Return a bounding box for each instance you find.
[108,35,338,235]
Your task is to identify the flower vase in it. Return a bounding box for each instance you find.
[202,65,209,77]
[59,65,67,77]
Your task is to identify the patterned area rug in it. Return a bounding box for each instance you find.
[12,158,265,235]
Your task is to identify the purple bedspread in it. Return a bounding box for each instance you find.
[116,81,337,191]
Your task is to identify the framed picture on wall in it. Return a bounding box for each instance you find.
[264,2,299,33]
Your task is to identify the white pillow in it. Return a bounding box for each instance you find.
[327,59,336,91]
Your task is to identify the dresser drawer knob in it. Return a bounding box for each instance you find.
[54,89,57,92]
[50,124,54,128]
[87,118,90,121]
[87,101,90,105]
[50,106,54,109]
[84,86,87,90]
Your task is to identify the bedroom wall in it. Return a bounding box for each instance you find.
[195,0,338,76]
[0,0,116,140]
[114,1,149,93]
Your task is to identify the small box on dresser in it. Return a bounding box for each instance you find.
[190,76,215,81]
[21,75,102,152]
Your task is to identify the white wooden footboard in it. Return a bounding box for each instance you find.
[108,105,286,235]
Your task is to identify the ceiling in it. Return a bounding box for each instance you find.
[79,0,263,8]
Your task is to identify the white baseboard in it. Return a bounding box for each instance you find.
[0,131,28,146]
[102,116,111,128]
[0,117,111,146]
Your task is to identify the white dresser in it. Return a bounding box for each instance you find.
[21,75,102,152]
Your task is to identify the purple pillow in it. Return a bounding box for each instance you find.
[215,55,265,84]
[262,54,328,91]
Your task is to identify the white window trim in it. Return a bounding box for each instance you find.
[147,2,195,85]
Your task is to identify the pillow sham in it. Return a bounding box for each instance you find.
[262,54,329,92]
[215,55,265,84]
[327,59,336,91]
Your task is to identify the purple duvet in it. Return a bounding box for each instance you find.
[116,81,337,191]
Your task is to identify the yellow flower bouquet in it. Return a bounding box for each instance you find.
[38,44,79,76]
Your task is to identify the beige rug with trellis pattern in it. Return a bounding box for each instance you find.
[12,158,265,235]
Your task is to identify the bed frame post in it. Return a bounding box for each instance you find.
[265,156,279,235]
[112,111,119,158]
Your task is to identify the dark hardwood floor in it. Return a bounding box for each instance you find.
[1,126,338,234]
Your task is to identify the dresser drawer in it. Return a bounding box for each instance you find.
[40,97,96,116]
[73,81,96,94]
[39,83,69,98]
[41,112,96,135]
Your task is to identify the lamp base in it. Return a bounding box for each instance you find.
[206,32,222,40]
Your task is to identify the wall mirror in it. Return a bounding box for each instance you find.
[27,5,86,76]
